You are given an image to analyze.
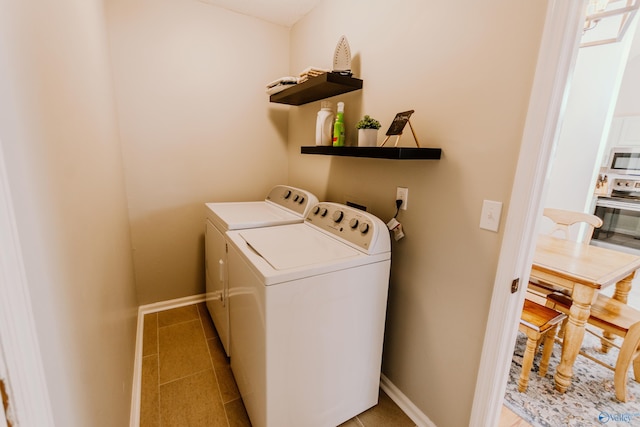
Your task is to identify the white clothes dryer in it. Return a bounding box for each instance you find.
[225,202,391,427]
[204,185,318,356]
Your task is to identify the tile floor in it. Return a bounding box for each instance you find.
[139,302,420,426]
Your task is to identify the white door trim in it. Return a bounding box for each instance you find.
[470,1,586,425]
[0,139,55,427]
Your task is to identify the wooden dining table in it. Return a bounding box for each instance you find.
[530,234,640,393]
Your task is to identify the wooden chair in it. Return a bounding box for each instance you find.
[528,208,604,299]
[517,298,567,392]
[542,207,603,242]
[546,292,640,402]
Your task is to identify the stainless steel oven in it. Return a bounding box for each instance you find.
[592,177,640,254]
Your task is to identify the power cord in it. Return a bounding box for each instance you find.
[387,199,405,241]
[393,199,403,218]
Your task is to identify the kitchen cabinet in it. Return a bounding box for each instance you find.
[618,116,640,146]
[602,116,640,167]
[607,116,640,147]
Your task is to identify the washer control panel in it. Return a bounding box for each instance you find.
[305,202,388,254]
[265,185,319,216]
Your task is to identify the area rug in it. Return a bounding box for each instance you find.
[505,330,640,426]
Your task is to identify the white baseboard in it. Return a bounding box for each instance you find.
[137,293,206,315]
[129,294,207,427]
[380,374,436,427]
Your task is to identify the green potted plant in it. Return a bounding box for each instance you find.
[356,115,381,147]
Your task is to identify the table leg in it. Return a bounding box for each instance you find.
[554,284,594,393]
[613,272,634,304]
[602,272,635,353]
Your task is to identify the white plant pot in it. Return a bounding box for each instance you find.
[358,129,378,147]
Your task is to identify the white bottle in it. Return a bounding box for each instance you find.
[316,102,335,146]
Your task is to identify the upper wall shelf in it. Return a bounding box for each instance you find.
[270,72,363,106]
[301,146,442,160]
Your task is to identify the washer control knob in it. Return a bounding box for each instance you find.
[359,223,370,234]
[313,206,320,215]
[626,182,632,187]
[333,210,344,223]
[298,196,305,204]
[293,194,300,202]
[320,207,328,217]
[284,190,292,199]
[350,218,359,228]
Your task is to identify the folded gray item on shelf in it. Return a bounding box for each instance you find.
[266,76,298,89]
[266,84,295,95]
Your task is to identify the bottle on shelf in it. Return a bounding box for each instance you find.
[332,101,345,147]
[316,102,335,146]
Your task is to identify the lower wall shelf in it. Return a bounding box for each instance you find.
[301,146,442,160]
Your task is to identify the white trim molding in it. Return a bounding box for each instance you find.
[0,140,55,427]
[380,374,436,427]
[469,1,587,426]
[129,293,206,427]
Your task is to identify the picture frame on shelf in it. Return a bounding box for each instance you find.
[380,110,421,148]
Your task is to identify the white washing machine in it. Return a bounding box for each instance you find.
[204,185,318,356]
[225,202,391,427]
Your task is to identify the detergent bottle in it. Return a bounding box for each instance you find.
[315,102,334,146]
[332,102,345,147]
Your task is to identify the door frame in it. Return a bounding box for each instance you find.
[0,138,55,426]
[470,1,587,425]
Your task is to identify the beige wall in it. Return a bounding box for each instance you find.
[288,1,547,425]
[106,0,290,304]
[0,1,138,426]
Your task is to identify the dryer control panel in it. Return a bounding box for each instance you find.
[305,202,389,254]
[265,185,319,216]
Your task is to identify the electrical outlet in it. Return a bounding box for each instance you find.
[396,187,408,210]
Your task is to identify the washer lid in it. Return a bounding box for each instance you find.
[206,201,302,231]
[239,224,360,270]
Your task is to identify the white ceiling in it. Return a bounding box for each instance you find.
[197,0,323,27]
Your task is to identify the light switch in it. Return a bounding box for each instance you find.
[480,200,502,232]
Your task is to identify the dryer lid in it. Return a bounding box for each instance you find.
[206,202,301,230]
[239,224,360,270]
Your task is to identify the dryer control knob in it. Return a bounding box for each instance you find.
[293,194,300,202]
[359,223,370,234]
[298,196,305,204]
[284,190,292,199]
[313,206,320,215]
[333,210,344,223]
[320,208,328,217]
[349,218,359,228]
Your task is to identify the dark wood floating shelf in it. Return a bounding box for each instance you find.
[270,73,363,106]
[301,146,442,160]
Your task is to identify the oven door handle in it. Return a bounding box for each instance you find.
[596,198,640,212]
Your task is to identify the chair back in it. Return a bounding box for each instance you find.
[543,208,603,243]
